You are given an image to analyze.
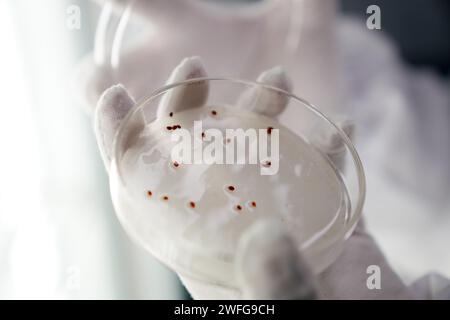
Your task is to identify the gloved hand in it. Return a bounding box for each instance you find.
[93,56,418,299]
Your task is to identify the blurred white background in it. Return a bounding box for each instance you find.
[0,0,184,299]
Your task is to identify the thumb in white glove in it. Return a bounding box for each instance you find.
[236,219,317,300]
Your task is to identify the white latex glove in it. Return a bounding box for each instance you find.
[93,56,421,299]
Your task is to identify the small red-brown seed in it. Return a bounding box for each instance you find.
[147,190,152,197]
[189,201,196,208]
[162,195,169,201]
[211,110,217,116]
[166,126,172,130]
[262,160,272,168]
[267,127,273,135]
[234,204,242,212]
[173,161,179,168]
[201,132,205,139]
[250,201,256,208]
[227,185,235,192]
[169,112,173,117]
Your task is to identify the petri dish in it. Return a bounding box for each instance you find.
[109,78,365,298]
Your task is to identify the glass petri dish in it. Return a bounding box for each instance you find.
[108,78,365,298]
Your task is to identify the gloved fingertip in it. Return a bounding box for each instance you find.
[257,66,293,93]
[95,84,135,169]
[156,56,209,119]
[97,84,135,113]
[236,219,317,300]
[176,56,207,79]
[339,118,355,142]
[312,116,356,172]
[237,66,292,117]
